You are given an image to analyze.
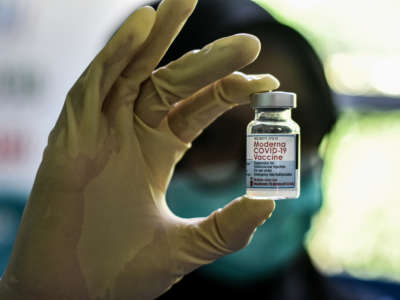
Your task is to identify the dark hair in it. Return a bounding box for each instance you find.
[150,0,277,66]
[149,0,337,171]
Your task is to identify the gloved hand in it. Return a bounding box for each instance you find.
[0,0,278,299]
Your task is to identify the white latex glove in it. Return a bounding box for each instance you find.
[0,0,278,299]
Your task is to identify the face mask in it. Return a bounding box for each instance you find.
[166,157,322,283]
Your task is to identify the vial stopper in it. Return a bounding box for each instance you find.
[251,91,297,108]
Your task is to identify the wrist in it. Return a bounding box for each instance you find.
[0,277,28,300]
[1,189,89,300]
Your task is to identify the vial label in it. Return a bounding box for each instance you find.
[246,134,298,189]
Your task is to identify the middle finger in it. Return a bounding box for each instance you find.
[134,34,262,128]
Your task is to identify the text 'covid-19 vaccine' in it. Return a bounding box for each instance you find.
[246,91,300,200]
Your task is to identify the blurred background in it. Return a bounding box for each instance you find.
[254,0,400,285]
[0,0,399,295]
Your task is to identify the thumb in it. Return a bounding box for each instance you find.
[178,196,275,274]
[201,196,275,252]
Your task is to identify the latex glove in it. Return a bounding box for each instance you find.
[0,0,278,299]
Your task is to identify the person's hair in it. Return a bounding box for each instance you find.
[150,0,278,66]
[149,0,337,172]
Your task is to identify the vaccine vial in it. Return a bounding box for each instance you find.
[246,91,300,200]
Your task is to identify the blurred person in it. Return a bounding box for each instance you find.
[150,0,337,299]
[147,0,397,299]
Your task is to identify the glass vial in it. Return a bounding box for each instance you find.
[246,91,300,200]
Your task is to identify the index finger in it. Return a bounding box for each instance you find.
[122,0,198,82]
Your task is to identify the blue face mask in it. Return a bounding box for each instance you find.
[166,158,322,283]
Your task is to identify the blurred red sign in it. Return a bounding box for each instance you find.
[0,131,28,162]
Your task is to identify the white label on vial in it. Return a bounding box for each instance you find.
[246,134,298,189]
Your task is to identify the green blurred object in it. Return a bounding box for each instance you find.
[251,0,400,282]
[253,0,400,97]
[306,110,400,283]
